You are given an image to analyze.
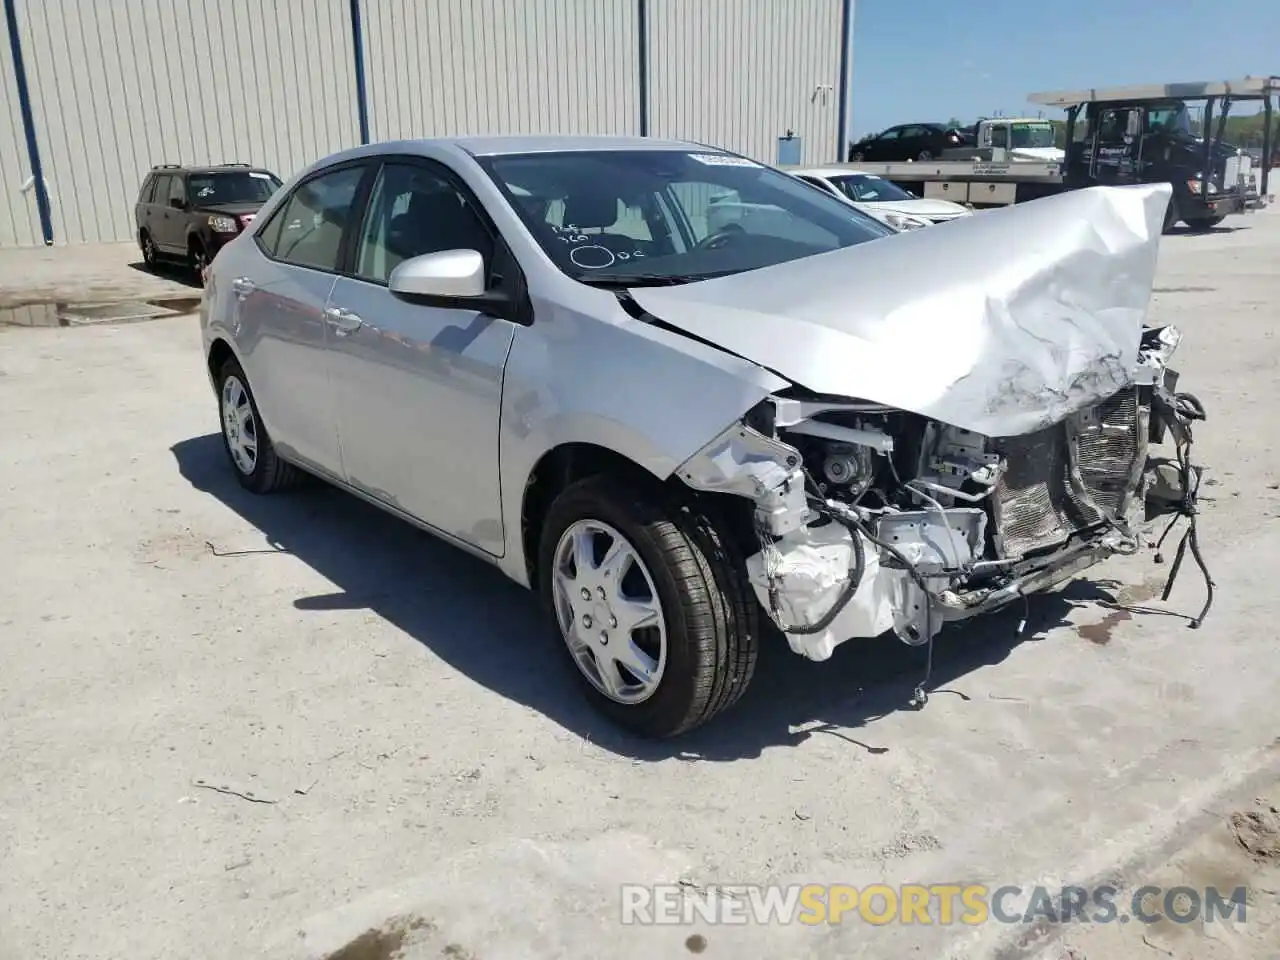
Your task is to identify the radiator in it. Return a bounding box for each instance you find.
[992,389,1144,558]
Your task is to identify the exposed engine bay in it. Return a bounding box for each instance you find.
[677,324,1211,703]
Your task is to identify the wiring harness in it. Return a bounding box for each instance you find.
[1149,389,1214,627]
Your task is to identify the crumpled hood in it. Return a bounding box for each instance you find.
[628,183,1170,438]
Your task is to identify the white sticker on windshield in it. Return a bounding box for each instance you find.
[689,153,759,167]
[249,172,271,179]
[863,174,882,179]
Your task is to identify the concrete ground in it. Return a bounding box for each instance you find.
[0,241,196,326]
[1,207,1278,960]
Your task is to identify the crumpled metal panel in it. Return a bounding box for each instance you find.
[628,183,1170,438]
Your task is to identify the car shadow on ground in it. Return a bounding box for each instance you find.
[173,433,1099,763]
[1166,224,1247,236]
[128,260,201,288]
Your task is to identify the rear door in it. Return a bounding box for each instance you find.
[898,125,931,159]
[323,158,518,556]
[234,161,375,477]
[135,173,157,237]
[146,174,171,249]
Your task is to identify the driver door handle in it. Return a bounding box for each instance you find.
[324,305,364,337]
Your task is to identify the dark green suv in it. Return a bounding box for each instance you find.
[135,163,283,284]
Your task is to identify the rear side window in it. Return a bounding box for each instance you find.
[264,164,367,272]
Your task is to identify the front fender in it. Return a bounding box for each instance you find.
[493,291,789,586]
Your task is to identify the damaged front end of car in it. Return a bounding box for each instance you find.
[674,323,1208,695]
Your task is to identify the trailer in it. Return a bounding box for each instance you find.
[810,76,1278,229]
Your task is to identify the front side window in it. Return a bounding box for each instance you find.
[354,162,494,284]
[187,170,282,204]
[480,149,891,284]
[829,174,917,203]
[267,164,367,272]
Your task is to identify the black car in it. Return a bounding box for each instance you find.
[135,163,283,283]
[848,123,973,162]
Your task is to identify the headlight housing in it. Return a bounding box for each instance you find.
[208,215,239,233]
[881,211,931,231]
[1185,178,1218,195]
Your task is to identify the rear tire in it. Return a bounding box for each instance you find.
[216,357,300,494]
[917,150,934,161]
[537,476,759,739]
[140,230,157,268]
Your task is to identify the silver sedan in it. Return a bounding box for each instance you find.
[201,136,1202,738]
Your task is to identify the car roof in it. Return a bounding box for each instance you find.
[149,165,276,175]
[453,134,702,156]
[314,135,713,168]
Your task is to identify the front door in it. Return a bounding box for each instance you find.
[158,174,187,252]
[324,159,516,556]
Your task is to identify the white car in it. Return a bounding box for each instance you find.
[792,168,972,230]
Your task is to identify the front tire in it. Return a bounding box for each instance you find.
[538,477,759,739]
[216,357,299,494]
[1183,215,1225,231]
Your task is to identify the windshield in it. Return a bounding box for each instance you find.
[1009,122,1056,149]
[478,149,893,284]
[828,173,917,203]
[188,170,282,205]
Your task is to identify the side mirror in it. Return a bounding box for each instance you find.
[1126,111,1142,138]
[169,197,187,210]
[388,249,515,319]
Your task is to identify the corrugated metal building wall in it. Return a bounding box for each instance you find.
[0,0,852,247]
[648,0,842,165]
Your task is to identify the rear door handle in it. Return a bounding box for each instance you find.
[323,306,364,337]
[232,277,255,297]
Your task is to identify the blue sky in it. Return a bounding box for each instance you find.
[849,0,1277,138]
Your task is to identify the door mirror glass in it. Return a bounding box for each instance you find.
[169,196,186,210]
[389,249,487,299]
[1126,110,1142,138]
